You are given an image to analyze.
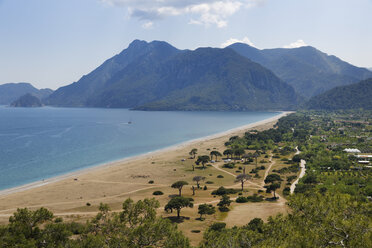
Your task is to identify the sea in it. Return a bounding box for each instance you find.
[0,106,280,191]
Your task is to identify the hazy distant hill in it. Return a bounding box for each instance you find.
[305,78,372,110]
[0,83,53,105]
[11,93,43,107]
[47,40,299,111]
[228,43,372,98]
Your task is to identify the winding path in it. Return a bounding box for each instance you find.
[290,147,307,194]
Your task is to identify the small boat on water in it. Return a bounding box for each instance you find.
[128,121,132,124]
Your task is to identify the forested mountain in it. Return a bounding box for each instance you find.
[47,40,299,111]
[47,40,181,107]
[0,83,53,105]
[228,43,372,98]
[10,93,43,107]
[305,78,372,110]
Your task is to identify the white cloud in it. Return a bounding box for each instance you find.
[101,0,265,28]
[142,21,154,29]
[221,37,255,47]
[283,39,308,48]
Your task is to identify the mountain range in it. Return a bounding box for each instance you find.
[228,43,372,98]
[3,40,371,111]
[0,83,53,105]
[305,78,372,110]
[47,40,299,111]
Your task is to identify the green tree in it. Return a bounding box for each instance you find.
[264,173,282,184]
[197,155,210,169]
[268,183,281,198]
[164,197,193,219]
[210,151,222,161]
[189,148,198,159]
[171,181,189,196]
[217,195,232,212]
[198,204,216,220]
[223,149,233,159]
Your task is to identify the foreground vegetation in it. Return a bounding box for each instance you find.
[1,110,371,247]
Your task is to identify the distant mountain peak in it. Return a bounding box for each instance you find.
[228,42,372,98]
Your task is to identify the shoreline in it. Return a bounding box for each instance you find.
[0,111,291,197]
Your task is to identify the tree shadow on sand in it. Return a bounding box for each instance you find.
[165,216,190,223]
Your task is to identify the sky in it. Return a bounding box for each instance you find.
[0,0,371,90]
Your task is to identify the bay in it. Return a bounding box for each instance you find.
[0,106,279,190]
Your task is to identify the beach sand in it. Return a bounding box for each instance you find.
[0,111,291,223]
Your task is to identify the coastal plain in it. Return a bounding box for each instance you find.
[0,112,292,245]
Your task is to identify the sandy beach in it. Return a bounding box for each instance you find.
[0,111,291,223]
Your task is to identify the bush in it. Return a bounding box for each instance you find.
[148,180,154,184]
[209,222,226,231]
[238,166,243,170]
[203,186,208,190]
[218,206,230,212]
[153,191,164,195]
[212,186,239,195]
[86,202,91,206]
[217,175,224,178]
[283,187,290,196]
[246,194,264,202]
[235,170,242,173]
[223,163,235,169]
[236,196,248,203]
[191,230,201,233]
[206,181,214,184]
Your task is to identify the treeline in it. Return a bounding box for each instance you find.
[0,199,190,248]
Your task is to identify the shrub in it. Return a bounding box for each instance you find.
[206,181,214,184]
[86,202,91,206]
[191,230,201,233]
[211,186,239,195]
[209,222,226,231]
[223,163,235,169]
[246,194,264,202]
[236,196,248,203]
[218,206,230,212]
[235,170,242,173]
[217,175,224,178]
[283,187,290,196]
[203,186,208,190]
[148,180,154,184]
[54,217,63,223]
[153,191,164,195]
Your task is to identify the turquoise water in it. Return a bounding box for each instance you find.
[0,106,279,190]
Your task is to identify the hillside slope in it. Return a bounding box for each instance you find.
[305,78,372,110]
[228,43,372,98]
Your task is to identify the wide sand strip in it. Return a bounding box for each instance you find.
[0,111,291,221]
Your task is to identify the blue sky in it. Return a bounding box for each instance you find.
[0,0,371,89]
